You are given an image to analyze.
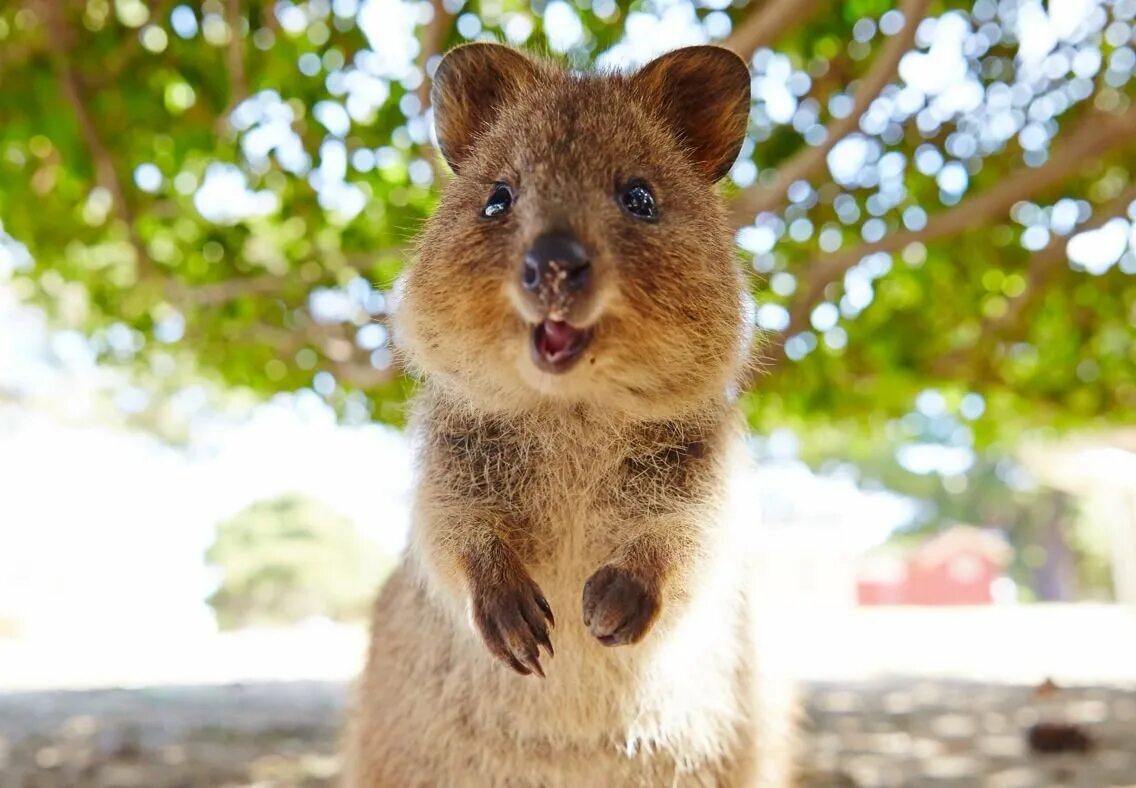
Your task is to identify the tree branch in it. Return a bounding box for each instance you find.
[245,320,402,388]
[997,183,1136,333]
[173,244,409,306]
[95,0,176,82]
[930,182,1136,376]
[722,0,827,60]
[784,106,1136,339]
[43,0,158,279]
[745,106,1136,380]
[330,357,401,388]
[216,0,249,134]
[416,0,450,108]
[417,0,452,183]
[174,275,297,305]
[729,0,929,225]
[0,39,43,78]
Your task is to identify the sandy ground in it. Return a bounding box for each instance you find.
[2,679,1134,787]
[2,606,1135,786]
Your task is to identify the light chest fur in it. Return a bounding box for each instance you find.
[347,389,789,787]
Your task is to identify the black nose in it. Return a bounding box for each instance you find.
[522,232,591,295]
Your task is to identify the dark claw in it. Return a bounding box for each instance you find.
[537,628,554,658]
[518,599,554,659]
[536,594,555,627]
[519,648,545,678]
[471,575,556,678]
[507,655,531,676]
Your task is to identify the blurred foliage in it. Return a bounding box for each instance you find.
[864,456,1113,599]
[777,386,1117,599]
[206,494,389,628]
[0,0,1134,447]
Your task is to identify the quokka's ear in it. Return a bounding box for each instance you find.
[632,46,751,181]
[430,43,538,174]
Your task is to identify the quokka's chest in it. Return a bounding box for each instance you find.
[428,426,726,576]
[433,414,720,499]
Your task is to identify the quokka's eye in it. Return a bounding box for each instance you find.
[619,180,657,221]
[483,182,513,218]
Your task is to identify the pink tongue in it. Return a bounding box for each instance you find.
[541,320,578,356]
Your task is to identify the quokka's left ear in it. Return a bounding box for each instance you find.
[632,46,751,182]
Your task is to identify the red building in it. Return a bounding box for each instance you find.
[857,526,1012,606]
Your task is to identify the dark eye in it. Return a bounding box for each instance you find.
[483,182,513,218]
[619,180,657,220]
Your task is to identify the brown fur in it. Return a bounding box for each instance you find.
[344,44,794,787]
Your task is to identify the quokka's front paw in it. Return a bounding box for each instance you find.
[582,565,660,646]
[470,572,555,677]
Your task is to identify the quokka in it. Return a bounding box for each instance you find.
[344,43,795,787]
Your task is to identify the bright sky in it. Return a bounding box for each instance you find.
[0,286,414,637]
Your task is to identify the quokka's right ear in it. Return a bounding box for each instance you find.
[430,43,538,174]
[632,46,751,182]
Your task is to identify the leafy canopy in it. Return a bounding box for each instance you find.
[1,0,1134,446]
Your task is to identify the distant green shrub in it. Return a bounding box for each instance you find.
[206,495,391,629]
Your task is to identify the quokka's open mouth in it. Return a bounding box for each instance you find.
[531,319,592,374]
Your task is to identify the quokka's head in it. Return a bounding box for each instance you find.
[396,43,752,417]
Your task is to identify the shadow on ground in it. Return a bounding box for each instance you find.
[0,682,344,788]
[1,679,1133,787]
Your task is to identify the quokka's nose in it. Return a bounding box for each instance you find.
[521,232,591,295]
